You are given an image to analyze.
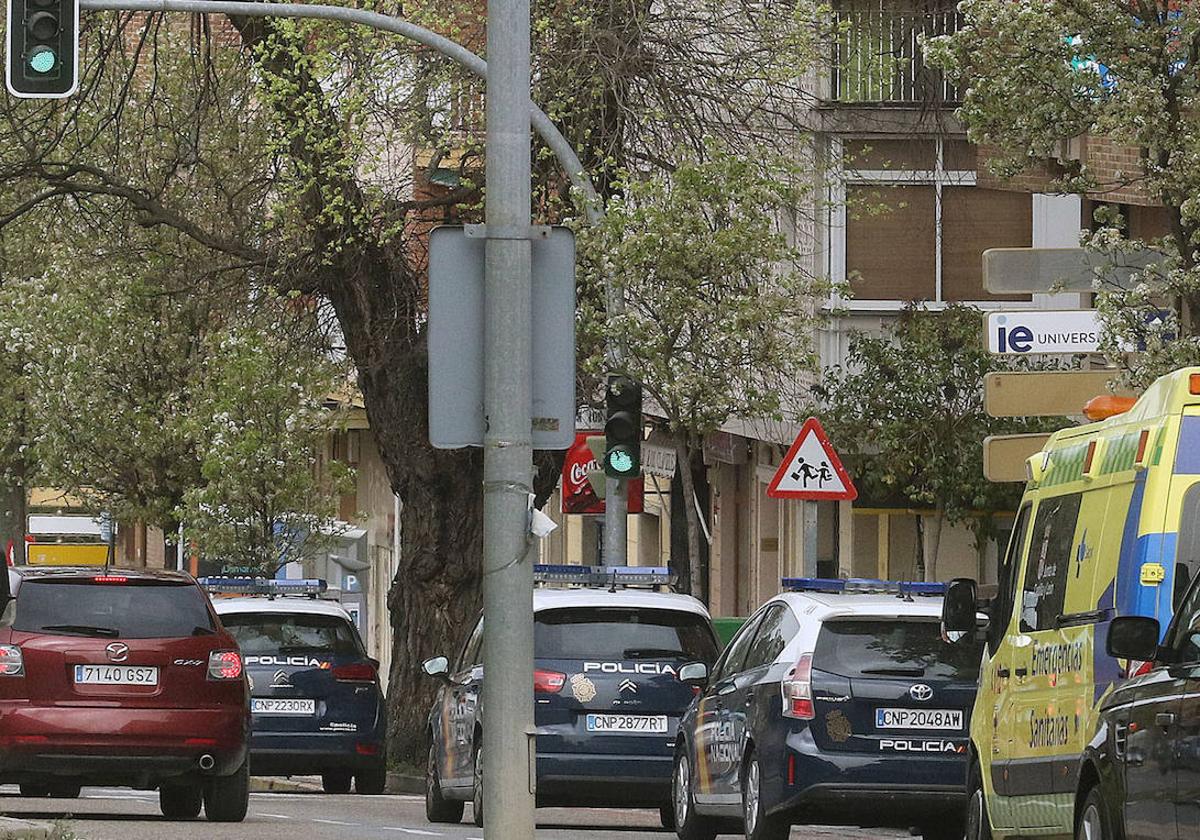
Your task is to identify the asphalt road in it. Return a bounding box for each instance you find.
[0,785,916,839]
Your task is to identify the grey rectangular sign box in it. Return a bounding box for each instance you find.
[983,247,1164,294]
[428,224,576,450]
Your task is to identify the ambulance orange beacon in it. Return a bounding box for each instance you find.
[942,367,1200,840]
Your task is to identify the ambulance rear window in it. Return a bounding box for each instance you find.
[534,608,719,663]
[814,618,982,681]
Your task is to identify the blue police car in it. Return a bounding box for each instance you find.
[422,565,720,828]
[206,579,388,795]
[672,578,981,840]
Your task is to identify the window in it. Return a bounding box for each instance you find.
[1020,494,1083,632]
[222,613,363,656]
[534,608,719,664]
[743,605,799,671]
[814,618,983,681]
[12,579,214,639]
[992,504,1032,653]
[456,617,484,672]
[712,611,765,682]
[1174,483,1200,609]
[1168,568,1200,663]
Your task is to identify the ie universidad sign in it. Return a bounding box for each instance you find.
[985,310,1103,354]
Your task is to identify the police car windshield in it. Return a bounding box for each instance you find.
[222,613,361,656]
[11,580,214,639]
[814,618,982,681]
[535,608,718,663]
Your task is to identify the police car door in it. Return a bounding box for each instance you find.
[445,618,483,790]
[695,609,763,812]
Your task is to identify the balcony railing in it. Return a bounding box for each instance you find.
[830,9,962,105]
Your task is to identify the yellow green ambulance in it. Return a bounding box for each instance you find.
[944,367,1200,839]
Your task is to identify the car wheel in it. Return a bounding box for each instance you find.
[47,781,81,799]
[660,802,676,829]
[355,764,387,795]
[966,764,993,840]
[159,783,203,819]
[1077,786,1111,840]
[425,743,464,823]
[18,783,49,798]
[471,743,484,828]
[921,824,966,840]
[321,770,353,795]
[673,750,717,840]
[204,759,249,823]
[742,753,789,840]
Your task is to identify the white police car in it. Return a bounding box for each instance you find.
[204,579,387,795]
[423,565,720,828]
[673,578,982,840]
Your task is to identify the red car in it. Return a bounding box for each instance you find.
[0,566,250,821]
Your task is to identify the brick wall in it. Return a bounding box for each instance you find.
[977,137,1158,207]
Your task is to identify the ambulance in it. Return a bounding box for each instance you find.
[941,366,1200,839]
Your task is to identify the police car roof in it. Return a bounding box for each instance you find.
[775,590,944,620]
[532,586,711,619]
[211,596,354,620]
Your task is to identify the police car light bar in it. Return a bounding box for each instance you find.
[781,577,946,597]
[533,564,675,588]
[197,577,328,597]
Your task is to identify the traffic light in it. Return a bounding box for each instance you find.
[6,0,78,98]
[603,375,642,478]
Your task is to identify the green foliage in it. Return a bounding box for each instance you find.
[924,0,1200,384]
[577,145,827,437]
[819,305,1059,529]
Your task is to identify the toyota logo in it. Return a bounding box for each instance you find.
[909,684,934,702]
[105,642,129,663]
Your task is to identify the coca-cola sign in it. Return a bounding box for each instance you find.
[561,432,644,515]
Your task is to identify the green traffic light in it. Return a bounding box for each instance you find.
[606,449,637,476]
[27,46,56,74]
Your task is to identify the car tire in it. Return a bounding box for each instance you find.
[426,744,464,823]
[356,764,387,795]
[966,763,993,840]
[160,783,203,819]
[47,781,81,799]
[204,759,249,823]
[1077,786,1112,840]
[471,743,484,828]
[18,783,49,798]
[673,750,717,840]
[921,823,966,840]
[742,753,789,840]
[321,770,353,795]
[660,801,676,829]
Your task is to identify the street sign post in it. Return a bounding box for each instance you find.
[984,310,1103,354]
[984,433,1054,482]
[984,370,1133,417]
[983,247,1164,294]
[767,418,857,577]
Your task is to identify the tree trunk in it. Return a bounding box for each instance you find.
[922,512,944,583]
[674,435,705,603]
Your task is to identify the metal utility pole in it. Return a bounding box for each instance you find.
[480,0,536,832]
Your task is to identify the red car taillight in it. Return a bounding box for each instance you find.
[534,669,566,694]
[0,645,23,677]
[333,663,377,683]
[207,650,242,680]
[781,653,814,719]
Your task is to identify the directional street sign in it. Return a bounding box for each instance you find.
[983,247,1164,294]
[984,370,1134,417]
[985,310,1102,354]
[767,418,857,501]
[984,433,1054,482]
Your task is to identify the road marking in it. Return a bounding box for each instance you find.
[313,818,359,826]
[380,829,443,836]
[257,813,293,819]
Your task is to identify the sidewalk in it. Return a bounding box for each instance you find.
[0,815,69,839]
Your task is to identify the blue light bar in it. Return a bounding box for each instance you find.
[533,564,675,587]
[197,577,328,596]
[781,577,946,597]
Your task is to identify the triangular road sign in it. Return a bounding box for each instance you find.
[766,417,858,501]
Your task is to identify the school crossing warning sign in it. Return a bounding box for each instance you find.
[766,418,857,501]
